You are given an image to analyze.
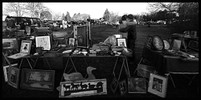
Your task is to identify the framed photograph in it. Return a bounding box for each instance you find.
[128,77,147,93]
[20,40,32,54]
[172,39,181,51]
[20,68,55,91]
[2,38,18,50]
[59,79,107,98]
[68,38,75,46]
[7,66,20,88]
[148,73,168,98]
[117,38,127,47]
[35,36,51,50]
[119,80,127,95]
[3,63,18,82]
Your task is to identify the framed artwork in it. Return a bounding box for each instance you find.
[3,63,18,82]
[117,38,127,48]
[110,78,119,94]
[148,73,168,98]
[59,79,107,98]
[35,36,51,50]
[128,77,146,93]
[172,39,181,51]
[119,80,127,95]
[7,66,20,88]
[20,68,55,91]
[2,38,18,50]
[68,38,75,47]
[20,40,32,54]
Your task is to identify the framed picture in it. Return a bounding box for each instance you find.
[68,38,75,47]
[171,39,181,51]
[2,38,18,50]
[20,40,32,54]
[117,38,127,47]
[3,63,18,82]
[128,77,147,93]
[35,36,51,50]
[148,73,168,98]
[59,79,107,98]
[7,66,20,88]
[119,80,127,95]
[20,68,55,91]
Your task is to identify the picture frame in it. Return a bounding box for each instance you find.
[148,73,168,98]
[128,77,147,93]
[117,38,127,47]
[20,68,55,91]
[3,63,18,82]
[7,66,20,88]
[2,38,18,50]
[35,36,51,50]
[59,79,107,98]
[119,80,127,95]
[68,38,75,47]
[152,35,164,51]
[171,39,181,51]
[20,40,32,54]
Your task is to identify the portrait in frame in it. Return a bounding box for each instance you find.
[7,66,20,88]
[3,63,18,82]
[68,38,75,47]
[20,68,55,91]
[148,73,168,98]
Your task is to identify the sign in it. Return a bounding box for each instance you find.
[59,79,107,98]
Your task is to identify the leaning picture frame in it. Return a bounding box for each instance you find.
[35,36,51,50]
[7,66,20,88]
[3,63,18,82]
[128,77,147,93]
[117,38,127,48]
[148,73,168,98]
[2,38,18,50]
[20,68,55,91]
[20,40,32,54]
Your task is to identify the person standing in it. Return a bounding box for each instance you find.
[119,14,137,74]
[118,14,128,38]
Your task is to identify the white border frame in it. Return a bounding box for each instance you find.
[148,73,168,98]
[35,36,51,50]
[3,63,18,82]
[117,38,127,47]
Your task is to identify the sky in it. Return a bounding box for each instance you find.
[42,2,150,19]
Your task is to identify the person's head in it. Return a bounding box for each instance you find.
[126,14,134,22]
[121,14,127,24]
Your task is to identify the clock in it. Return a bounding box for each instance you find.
[152,35,164,51]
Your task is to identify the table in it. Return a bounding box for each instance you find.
[142,47,199,87]
[11,54,131,94]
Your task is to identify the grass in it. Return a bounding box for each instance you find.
[53,24,172,63]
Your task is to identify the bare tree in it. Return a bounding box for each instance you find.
[26,2,49,18]
[3,2,27,16]
[147,2,181,13]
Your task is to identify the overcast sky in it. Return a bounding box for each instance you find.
[43,2,150,19]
